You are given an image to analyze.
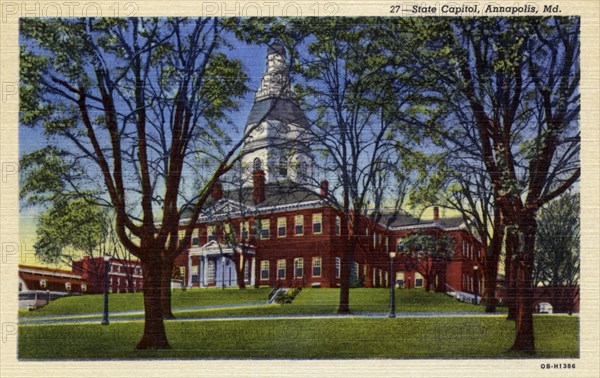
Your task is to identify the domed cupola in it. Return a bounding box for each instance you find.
[241,44,313,186]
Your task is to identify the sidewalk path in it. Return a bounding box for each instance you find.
[19,307,521,326]
[19,301,268,325]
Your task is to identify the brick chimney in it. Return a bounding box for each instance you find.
[320,180,329,197]
[433,206,440,221]
[211,180,223,201]
[253,170,266,204]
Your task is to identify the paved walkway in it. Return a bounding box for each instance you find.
[20,305,517,325]
[19,301,268,325]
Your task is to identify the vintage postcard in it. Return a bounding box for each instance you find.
[1,1,598,377]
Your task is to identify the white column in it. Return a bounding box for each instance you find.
[202,256,208,287]
[187,253,192,288]
[250,257,256,286]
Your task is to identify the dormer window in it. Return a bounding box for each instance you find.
[278,156,288,177]
[253,158,262,171]
[299,161,308,178]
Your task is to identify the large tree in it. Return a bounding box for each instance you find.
[401,232,455,292]
[533,192,580,288]
[291,18,426,313]
[404,17,580,353]
[20,18,254,349]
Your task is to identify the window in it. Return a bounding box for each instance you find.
[260,219,270,239]
[312,213,322,234]
[312,257,322,277]
[299,161,308,178]
[241,221,249,240]
[260,260,270,280]
[415,272,424,288]
[253,157,262,171]
[39,279,47,288]
[223,223,232,240]
[397,239,405,253]
[279,156,288,177]
[192,228,199,246]
[65,282,71,291]
[277,259,286,279]
[294,258,303,278]
[295,215,304,236]
[81,284,87,292]
[208,226,216,241]
[335,216,341,235]
[335,257,341,278]
[277,217,287,238]
[178,230,185,246]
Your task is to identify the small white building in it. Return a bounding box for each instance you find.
[186,240,256,288]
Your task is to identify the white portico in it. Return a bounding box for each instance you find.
[186,240,256,288]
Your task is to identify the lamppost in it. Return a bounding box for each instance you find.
[221,255,226,290]
[473,265,479,305]
[101,256,111,325]
[389,251,397,318]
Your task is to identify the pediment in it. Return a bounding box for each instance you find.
[202,198,254,218]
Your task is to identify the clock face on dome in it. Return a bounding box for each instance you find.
[278,123,291,133]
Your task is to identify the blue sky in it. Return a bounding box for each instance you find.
[19,32,274,265]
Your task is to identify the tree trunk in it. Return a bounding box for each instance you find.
[510,214,537,354]
[483,255,499,312]
[511,256,535,353]
[160,256,175,320]
[137,259,170,349]
[424,276,432,292]
[338,236,354,314]
[234,253,246,290]
[504,229,518,320]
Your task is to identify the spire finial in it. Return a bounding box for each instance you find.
[254,44,293,102]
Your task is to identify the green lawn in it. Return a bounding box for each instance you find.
[21,288,499,319]
[19,287,272,317]
[18,315,578,359]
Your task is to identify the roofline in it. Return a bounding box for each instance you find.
[18,267,83,280]
[178,199,327,225]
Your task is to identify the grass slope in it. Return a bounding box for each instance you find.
[19,288,271,317]
[19,316,578,359]
[21,288,500,319]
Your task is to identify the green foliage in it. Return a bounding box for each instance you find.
[402,232,455,261]
[34,198,109,264]
[274,287,302,304]
[534,192,580,286]
[19,147,71,206]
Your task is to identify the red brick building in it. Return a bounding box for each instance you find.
[173,177,482,296]
[173,43,483,296]
[19,264,88,294]
[72,256,143,294]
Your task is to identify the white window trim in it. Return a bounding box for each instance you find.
[294,258,304,278]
